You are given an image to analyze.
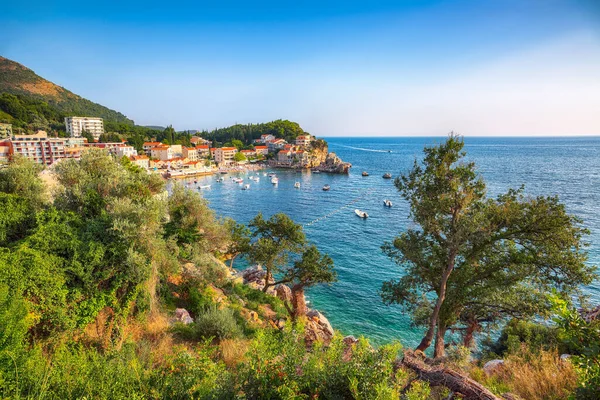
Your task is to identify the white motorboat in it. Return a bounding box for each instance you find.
[322,184,330,191]
[199,184,211,190]
[383,199,392,207]
[294,182,301,188]
[355,209,368,218]
[271,176,279,184]
[242,184,250,190]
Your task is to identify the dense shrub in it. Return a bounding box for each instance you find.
[194,306,242,341]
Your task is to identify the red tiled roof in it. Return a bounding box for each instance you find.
[196,144,210,149]
[254,145,267,149]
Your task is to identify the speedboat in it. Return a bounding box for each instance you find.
[294,182,300,188]
[322,184,330,191]
[355,209,368,218]
[362,171,369,177]
[242,184,250,190]
[271,176,279,184]
[383,173,392,179]
[383,199,392,207]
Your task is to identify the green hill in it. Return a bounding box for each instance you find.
[0,56,133,128]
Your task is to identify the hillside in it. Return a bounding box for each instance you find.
[0,56,133,126]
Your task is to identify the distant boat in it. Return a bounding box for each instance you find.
[383,173,392,179]
[388,150,391,153]
[355,209,368,218]
[271,176,279,184]
[294,182,301,188]
[199,184,211,190]
[312,170,321,174]
[362,171,369,176]
[322,184,330,191]
[268,172,276,177]
[383,199,392,207]
[220,171,228,174]
[242,184,250,190]
[263,173,267,176]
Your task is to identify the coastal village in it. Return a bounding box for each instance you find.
[0,118,351,176]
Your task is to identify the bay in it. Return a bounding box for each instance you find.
[181,136,600,347]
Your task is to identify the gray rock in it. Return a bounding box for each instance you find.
[560,354,572,361]
[174,308,194,325]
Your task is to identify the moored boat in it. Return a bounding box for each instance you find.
[362,171,369,176]
[294,182,301,188]
[322,184,330,191]
[355,209,368,218]
[383,199,392,207]
[242,184,250,190]
[271,176,279,184]
[199,184,211,190]
[383,173,392,179]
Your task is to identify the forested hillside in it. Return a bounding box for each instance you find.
[0,56,133,127]
[200,119,308,145]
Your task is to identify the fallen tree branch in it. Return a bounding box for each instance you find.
[400,350,502,400]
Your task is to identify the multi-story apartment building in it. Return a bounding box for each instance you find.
[183,147,199,161]
[254,145,268,156]
[213,147,238,165]
[295,134,312,147]
[196,144,210,158]
[10,131,84,165]
[150,145,173,161]
[190,137,211,146]
[143,142,163,153]
[0,123,12,139]
[65,117,104,138]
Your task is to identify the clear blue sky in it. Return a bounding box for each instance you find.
[2,0,599,135]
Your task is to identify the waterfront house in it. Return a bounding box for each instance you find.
[150,145,173,161]
[213,147,238,165]
[268,138,287,152]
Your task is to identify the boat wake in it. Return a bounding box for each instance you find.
[336,144,391,153]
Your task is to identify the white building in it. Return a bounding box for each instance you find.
[295,134,312,147]
[65,117,104,139]
[114,145,138,158]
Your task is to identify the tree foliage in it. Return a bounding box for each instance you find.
[381,134,595,357]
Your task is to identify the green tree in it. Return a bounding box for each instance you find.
[381,134,595,358]
[231,139,244,150]
[280,245,336,318]
[81,130,95,143]
[0,155,45,209]
[234,152,246,163]
[224,219,251,269]
[248,213,306,292]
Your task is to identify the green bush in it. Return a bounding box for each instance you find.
[483,318,564,357]
[194,306,242,341]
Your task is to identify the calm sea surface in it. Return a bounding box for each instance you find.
[183,137,600,346]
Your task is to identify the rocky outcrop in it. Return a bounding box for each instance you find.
[314,152,352,174]
[238,265,276,294]
[275,284,292,303]
[305,309,334,346]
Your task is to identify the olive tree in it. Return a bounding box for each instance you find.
[381,134,595,358]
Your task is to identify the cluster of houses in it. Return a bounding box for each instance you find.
[0,118,316,177]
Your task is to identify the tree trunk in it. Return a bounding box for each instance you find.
[463,320,480,349]
[434,321,446,358]
[417,253,456,353]
[291,284,307,318]
[401,351,503,400]
[229,254,237,269]
[262,269,271,293]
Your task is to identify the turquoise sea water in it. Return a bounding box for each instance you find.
[183,137,600,347]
